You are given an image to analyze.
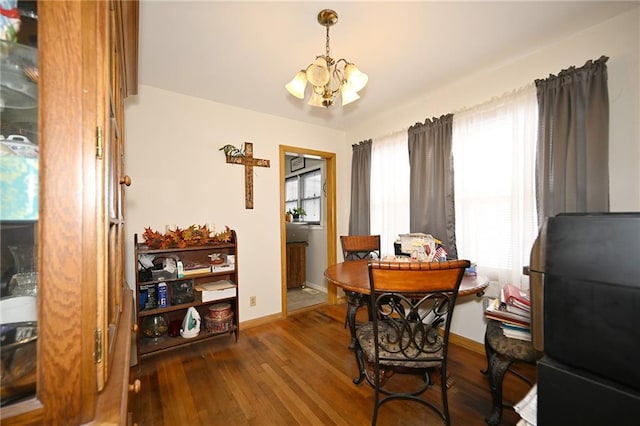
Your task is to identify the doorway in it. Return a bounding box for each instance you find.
[279,145,338,317]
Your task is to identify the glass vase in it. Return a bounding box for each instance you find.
[8,245,38,297]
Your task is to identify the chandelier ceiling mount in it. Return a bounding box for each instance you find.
[286,9,368,108]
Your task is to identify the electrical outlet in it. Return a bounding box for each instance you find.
[249,296,256,307]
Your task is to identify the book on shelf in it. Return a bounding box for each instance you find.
[499,287,531,317]
[183,266,212,276]
[485,298,530,323]
[500,323,532,341]
[484,311,530,328]
[182,260,212,276]
[195,280,237,302]
[503,283,531,310]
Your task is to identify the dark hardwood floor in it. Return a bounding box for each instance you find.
[131,303,535,425]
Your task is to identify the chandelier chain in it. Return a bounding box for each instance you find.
[325,25,331,63]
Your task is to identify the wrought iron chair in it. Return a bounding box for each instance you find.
[354,259,470,425]
[339,235,381,348]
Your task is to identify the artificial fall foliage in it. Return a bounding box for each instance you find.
[142,225,233,249]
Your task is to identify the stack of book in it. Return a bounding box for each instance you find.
[484,283,532,341]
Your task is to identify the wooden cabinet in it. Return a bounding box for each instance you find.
[1,1,138,424]
[134,231,239,359]
[286,242,308,288]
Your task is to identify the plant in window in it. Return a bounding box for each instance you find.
[288,207,307,221]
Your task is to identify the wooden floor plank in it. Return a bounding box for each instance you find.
[131,303,536,425]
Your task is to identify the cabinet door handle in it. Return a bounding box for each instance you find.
[129,379,141,394]
[120,175,132,186]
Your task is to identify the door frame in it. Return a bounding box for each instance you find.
[279,145,338,318]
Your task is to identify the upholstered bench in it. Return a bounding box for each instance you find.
[482,319,542,425]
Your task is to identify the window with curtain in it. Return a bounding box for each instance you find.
[370,130,411,256]
[286,168,322,224]
[452,84,539,286]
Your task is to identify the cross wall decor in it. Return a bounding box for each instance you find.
[222,142,270,209]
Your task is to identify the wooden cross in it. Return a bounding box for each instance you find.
[224,142,270,209]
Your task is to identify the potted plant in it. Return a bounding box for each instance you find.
[289,207,306,222]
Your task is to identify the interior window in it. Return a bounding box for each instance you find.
[286,168,322,224]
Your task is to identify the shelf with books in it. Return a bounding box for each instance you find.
[134,231,239,360]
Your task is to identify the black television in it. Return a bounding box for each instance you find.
[528,212,640,424]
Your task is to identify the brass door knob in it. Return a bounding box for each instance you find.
[129,379,141,394]
[132,323,139,333]
[120,175,132,186]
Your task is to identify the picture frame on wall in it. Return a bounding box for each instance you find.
[290,156,305,172]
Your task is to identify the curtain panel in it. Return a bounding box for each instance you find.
[370,130,410,256]
[408,114,457,259]
[452,84,538,286]
[348,140,372,236]
[535,56,610,224]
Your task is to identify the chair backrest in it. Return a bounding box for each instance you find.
[367,259,470,364]
[340,235,381,261]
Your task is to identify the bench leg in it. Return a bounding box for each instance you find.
[485,350,513,426]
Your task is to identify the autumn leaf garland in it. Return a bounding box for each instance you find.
[142,225,234,249]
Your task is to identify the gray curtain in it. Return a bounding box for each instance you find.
[535,56,610,224]
[408,114,457,259]
[348,140,372,235]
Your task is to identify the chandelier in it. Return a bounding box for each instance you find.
[285,9,368,108]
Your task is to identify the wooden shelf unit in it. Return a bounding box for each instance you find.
[134,231,239,359]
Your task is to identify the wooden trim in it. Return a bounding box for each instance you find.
[239,313,283,330]
[90,288,133,425]
[279,146,338,316]
[448,331,485,355]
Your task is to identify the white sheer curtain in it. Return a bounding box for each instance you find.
[452,84,538,286]
[370,130,410,257]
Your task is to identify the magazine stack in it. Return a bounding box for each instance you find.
[484,283,531,341]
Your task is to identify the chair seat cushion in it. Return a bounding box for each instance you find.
[486,319,542,362]
[356,321,444,369]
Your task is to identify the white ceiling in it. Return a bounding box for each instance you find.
[138,1,638,131]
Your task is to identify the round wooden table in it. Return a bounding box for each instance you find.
[325,259,488,348]
[324,259,488,297]
[324,259,489,385]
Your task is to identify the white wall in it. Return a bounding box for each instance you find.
[124,87,350,321]
[346,9,640,343]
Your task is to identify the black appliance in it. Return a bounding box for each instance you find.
[529,213,640,425]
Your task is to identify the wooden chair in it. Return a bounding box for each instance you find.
[340,235,381,261]
[354,259,470,425]
[339,235,381,348]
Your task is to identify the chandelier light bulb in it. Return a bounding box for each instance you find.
[285,70,308,99]
[340,81,360,106]
[344,63,368,93]
[306,57,331,87]
[308,90,325,107]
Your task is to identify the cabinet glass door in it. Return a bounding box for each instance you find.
[0,1,39,407]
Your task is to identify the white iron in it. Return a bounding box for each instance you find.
[180,307,201,338]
